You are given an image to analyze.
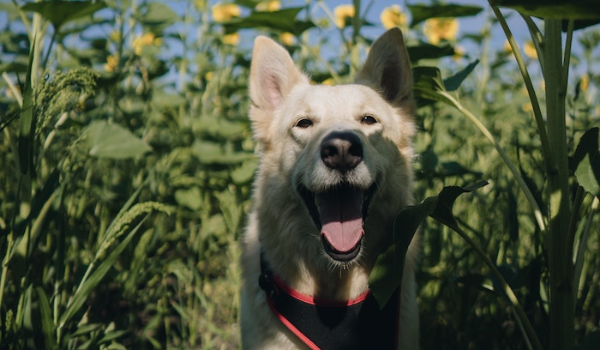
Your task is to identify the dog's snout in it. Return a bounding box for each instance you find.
[320,132,363,172]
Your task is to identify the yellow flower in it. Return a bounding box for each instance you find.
[104,54,118,72]
[212,3,241,23]
[109,30,121,42]
[222,32,240,45]
[380,5,406,30]
[132,33,159,55]
[334,4,354,29]
[523,41,537,59]
[256,1,280,12]
[580,74,590,92]
[452,45,464,61]
[279,32,294,46]
[423,18,459,45]
[503,40,513,54]
[522,102,533,112]
[321,78,334,86]
[205,71,214,81]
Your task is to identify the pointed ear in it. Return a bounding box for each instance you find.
[355,28,413,107]
[249,36,309,143]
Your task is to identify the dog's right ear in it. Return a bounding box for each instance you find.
[249,36,309,143]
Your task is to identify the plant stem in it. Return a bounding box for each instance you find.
[490,5,550,164]
[450,225,543,350]
[544,19,574,350]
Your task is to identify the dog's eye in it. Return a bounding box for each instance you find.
[295,118,313,128]
[361,115,378,125]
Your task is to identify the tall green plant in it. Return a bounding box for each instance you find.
[371,1,600,350]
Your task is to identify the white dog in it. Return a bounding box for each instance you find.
[240,28,419,350]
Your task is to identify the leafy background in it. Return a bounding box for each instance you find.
[0,0,599,349]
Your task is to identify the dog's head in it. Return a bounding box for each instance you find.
[249,28,415,267]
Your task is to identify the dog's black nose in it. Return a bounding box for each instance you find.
[320,132,363,172]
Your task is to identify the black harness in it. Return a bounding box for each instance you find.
[259,254,400,350]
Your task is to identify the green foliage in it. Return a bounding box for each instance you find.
[0,0,599,349]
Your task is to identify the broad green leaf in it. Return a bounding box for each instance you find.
[88,120,151,159]
[431,181,489,231]
[174,187,202,211]
[231,160,257,185]
[491,0,600,19]
[21,1,107,31]
[412,66,450,108]
[35,287,57,350]
[443,59,479,91]
[136,2,179,30]
[572,127,599,171]
[408,4,483,27]
[370,197,438,308]
[223,7,315,36]
[573,128,600,198]
[407,43,455,62]
[575,153,600,198]
[192,140,253,165]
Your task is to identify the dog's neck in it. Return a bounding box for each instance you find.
[260,245,372,301]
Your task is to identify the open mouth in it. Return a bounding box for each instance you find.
[299,182,377,262]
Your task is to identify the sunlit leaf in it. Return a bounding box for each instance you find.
[573,128,600,198]
[88,120,152,159]
[576,153,600,198]
[174,187,202,211]
[136,2,179,30]
[408,3,483,27]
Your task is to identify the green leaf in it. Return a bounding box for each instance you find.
[88,120,151,159]
[231,160,258,185]
[174,187,202,211]
[35,287,57,350]
[18,36,36,175]
[408,3,483,27]
[573,128,600,198]
[430,181,489,231]
[223,7,315,36]
[58,215,149,328]
[575,153,600,198]
[412,66,450,107]
[572,127,599,171]
[490,0,600,19]
[21,1,107,31]
[407,43,455,62]
[443,59,479,91]
[136,2,179,31]
[369,197,438,308]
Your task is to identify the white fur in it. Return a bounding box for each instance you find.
[241,28,420,350]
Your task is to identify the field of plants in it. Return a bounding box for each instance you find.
[0,0,599,349]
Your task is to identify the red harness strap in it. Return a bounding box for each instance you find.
[259,255,401,350]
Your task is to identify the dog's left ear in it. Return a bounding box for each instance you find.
[355,28,412,107]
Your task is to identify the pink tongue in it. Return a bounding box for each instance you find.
[318,188,364,253]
